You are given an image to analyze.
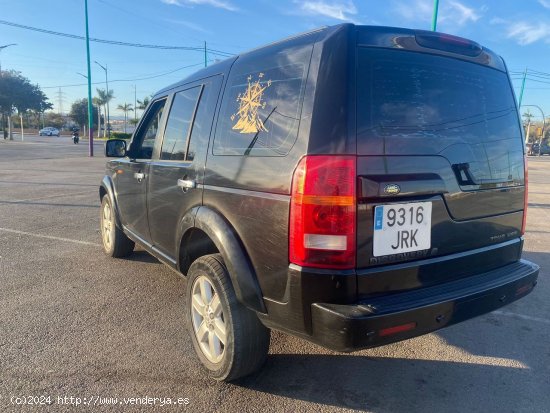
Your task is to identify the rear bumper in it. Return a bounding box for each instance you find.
[308,259,538,352]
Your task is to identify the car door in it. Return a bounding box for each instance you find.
[114,98,168,243]
[147,76,223,262]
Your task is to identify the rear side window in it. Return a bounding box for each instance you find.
[161,87,201,161]
[213,46,312,156]
[186,82,216,162]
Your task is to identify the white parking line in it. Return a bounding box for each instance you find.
[8,190,92,203]
[0,227,101,247]
[493,310,550,325]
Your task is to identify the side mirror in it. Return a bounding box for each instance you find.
[105,139,127,157]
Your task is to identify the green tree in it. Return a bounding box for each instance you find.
[69,98,98,132]
[43,112,65,129]
[0,70,52,139]
[117,103,133,133]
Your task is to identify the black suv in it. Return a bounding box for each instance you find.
[100,24,539,381]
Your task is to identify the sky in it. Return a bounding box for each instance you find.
[1,0,550,120]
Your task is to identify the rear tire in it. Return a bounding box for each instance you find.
[186,254,270,382]
[100,196,134,258]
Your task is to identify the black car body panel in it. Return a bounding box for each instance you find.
[101,24,538,352]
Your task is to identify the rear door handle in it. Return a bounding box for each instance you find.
[134,172,145,182]
[177,179,196,190]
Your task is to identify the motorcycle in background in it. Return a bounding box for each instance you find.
[72,130,79,144]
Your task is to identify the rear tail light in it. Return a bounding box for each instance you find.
[521,155,528,236]
[515,282,534,297]
[289,155,356,269]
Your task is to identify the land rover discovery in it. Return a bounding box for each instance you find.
[99,24,539,381]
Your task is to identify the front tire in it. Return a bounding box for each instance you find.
[100,196,134,257]
[186,254,270,382]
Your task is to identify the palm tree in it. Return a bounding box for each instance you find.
[97,88,114,137]
[92,96,102,138]
[136,96,150,118]
[117,103,133,133]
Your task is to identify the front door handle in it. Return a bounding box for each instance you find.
[134,172,145,182]
[177,179,196,190]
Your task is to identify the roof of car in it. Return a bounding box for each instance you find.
[154,25,338,97]
[154,23,502,97]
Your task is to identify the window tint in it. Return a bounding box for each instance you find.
[357,48,521,143]
[132,99,166,159]
[357,48,523,185]
[161,87,201,161]
[186,84,214,162]
[214,46,311,156]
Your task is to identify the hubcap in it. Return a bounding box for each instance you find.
[101,202,113,250]
[191,275,226,364]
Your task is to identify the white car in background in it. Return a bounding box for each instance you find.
[39,127,60,136]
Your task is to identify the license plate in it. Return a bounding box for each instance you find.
[373,202,432,257]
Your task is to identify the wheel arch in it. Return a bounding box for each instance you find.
[177,206,266,314]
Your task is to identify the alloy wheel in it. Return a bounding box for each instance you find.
[190,275,227,364]
[101,201,113,250]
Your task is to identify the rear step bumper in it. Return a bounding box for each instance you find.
[310,259,539,352]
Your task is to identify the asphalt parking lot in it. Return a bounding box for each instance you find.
[1,135,549,412]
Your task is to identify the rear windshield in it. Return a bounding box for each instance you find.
[357,48,524,186]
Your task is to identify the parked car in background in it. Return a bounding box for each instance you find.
[99,24,538,382]
[39,127,60,136]
[530,142,550,155]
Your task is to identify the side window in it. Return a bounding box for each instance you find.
[213,45,312,156]
[131,99,166,159]
[186,84,214,162]
[160,87,202,161]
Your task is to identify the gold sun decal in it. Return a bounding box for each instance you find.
[231,73,272,134]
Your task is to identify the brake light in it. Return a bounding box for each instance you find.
[289,155,356,269]
[521,155,528,236]
[415,30,482,57]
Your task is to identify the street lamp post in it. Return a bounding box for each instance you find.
[95,61,110,138]
[0,43,17,73]
[77,72,101,139]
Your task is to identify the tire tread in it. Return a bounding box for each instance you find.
[187,254,270,381]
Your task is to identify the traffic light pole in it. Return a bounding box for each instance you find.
[518,68,527,108]
[84,0,94,156]
[431,0,440,31]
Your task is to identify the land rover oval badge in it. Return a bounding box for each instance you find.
[384,184,401,195]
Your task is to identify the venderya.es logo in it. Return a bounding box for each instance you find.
[384,184,401,195]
